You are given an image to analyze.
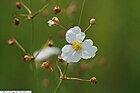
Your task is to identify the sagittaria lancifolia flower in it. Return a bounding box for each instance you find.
[61,26,98,63]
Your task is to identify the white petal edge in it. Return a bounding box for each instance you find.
[66,26,82,44]
[82,39,97,59]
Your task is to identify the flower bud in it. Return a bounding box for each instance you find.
[54,6,61,14]
[8,38,15,46]
[41,61,50,69]
[52,17,60,24]
[16,2,22,9]
[14,18,20,26]
[90,18,96,25]
[23,55,34,62]
[58,55,63,62]
[90,77,97,84]
[41,61,53,72]
[48,39,54,47]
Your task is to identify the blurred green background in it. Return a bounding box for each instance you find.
[0,0,140,93]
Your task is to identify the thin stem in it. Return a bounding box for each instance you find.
[29,0,39,93]
[66,77,90,82]
[20,0,32,14]
[14,38,27,54]
[84,24,91,32]
[56,59,63,77]
[54,63,69,93]
[78,0,86,26]
[58,24,65,30]
[32,3,50,18]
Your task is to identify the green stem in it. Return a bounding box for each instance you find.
[54,63,69,93]
[14,38,27,54]
[29,0,39,93]
[84,24,91,32]
[20,0,32,14]
[78,0,86,26]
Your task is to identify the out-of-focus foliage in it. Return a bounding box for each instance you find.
[0,0,140,93]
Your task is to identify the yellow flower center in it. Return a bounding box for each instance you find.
[72,42,82,51]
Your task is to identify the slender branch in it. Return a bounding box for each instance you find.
[31,3,50,19]
[78,0,86,26]
[56,59,63,77]
[84,24,91,32]
[54,63,69,93]
[14,38,27,54]
[66,77,90,82]
[20,0,32,14]
[58,24,65,30]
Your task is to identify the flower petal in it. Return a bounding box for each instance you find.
[76,32,85,42]
[66,26,85,43]
[34,47,60,62]
[82,39,97,59]
[61,45,82,62]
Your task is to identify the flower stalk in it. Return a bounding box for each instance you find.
[54,63,69,93]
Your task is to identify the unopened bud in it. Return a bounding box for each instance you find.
[58,55,63,62]
[90,18,96,25]
[8,38,15,46]
[90,77,97,84]
[41,61,53,72]
[48,39,54,47]
[16,2,22,9]
[23,55,34,62]
[54,6,61,14]
[14,18,20,26]
[52,17,60,24]
[41,61,50,69]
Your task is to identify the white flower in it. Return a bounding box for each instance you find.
[61,26,97,63]
[48,17,59,27]
[34,47,60,62]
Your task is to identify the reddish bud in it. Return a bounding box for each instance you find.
[8,38,15,46]
[41,61,53,72]
[90,77,97,84]
[54,6,61,14]
[14,18,20,26]
[41,61,50,69]
[52,17,60,24]
[16,2,22,9]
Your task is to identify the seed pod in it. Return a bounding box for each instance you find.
[14,18,20,26]
[8,38,15,46]
[16,2,22,9]
[54,6,61,14]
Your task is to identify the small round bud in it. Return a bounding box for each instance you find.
[41,61,50,69]
[90,77,97,84]
[48,39,54,47]
[14,18,20,26]
[58,55,63,62]
[41,61,53,72]
[16,2,22,9]
[52,17,60,24]
[8,38,15,46]
[23,55,34,62]
[54,6,61,14]
[90,18,96,25]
